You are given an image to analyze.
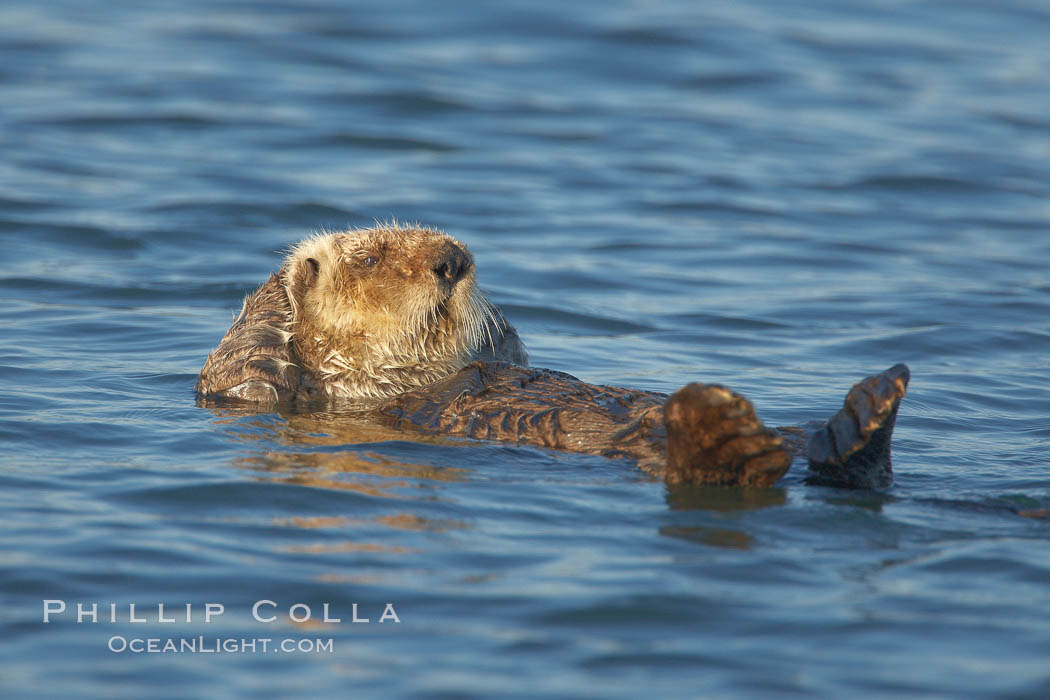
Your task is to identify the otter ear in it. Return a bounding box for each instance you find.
[291,257,319,287]
[284,256,321,313]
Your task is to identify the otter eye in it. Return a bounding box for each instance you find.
[362,255,380,267]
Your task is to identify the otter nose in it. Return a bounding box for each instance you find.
[433,243,470,287]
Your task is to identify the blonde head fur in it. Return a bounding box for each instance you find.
[280,223,500,399]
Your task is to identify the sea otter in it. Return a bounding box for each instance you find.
[197,223,908,489]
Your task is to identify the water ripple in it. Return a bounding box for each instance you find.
[2,0,1050,697]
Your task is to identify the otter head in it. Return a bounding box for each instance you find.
[281,224,498,399]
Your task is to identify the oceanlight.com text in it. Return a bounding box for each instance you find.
[107,636,335,654]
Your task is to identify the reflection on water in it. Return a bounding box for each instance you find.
[236,449,465,497]
[201,398,477,448]
[821,492,891,514]
[275,514,469,531]
[275,516,353,529]
[203,401,471,498]
[659,525,755,550]
[661,484,789,549]
[283,542,416,555]
[665,483,788,513]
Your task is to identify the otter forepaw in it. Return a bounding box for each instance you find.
[217,379,280,404]
[663,384,792,487]
[806,364,909,489]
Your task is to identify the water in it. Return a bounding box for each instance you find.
[2,0,1049,697]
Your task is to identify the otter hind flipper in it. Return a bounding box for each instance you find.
[806,364,910,489]
[663,383,792,487]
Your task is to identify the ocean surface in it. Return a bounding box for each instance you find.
[2,0,1049,697]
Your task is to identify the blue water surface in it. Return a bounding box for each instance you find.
[2,0,1049,697]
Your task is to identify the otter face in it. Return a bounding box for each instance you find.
[281,224,498,398]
